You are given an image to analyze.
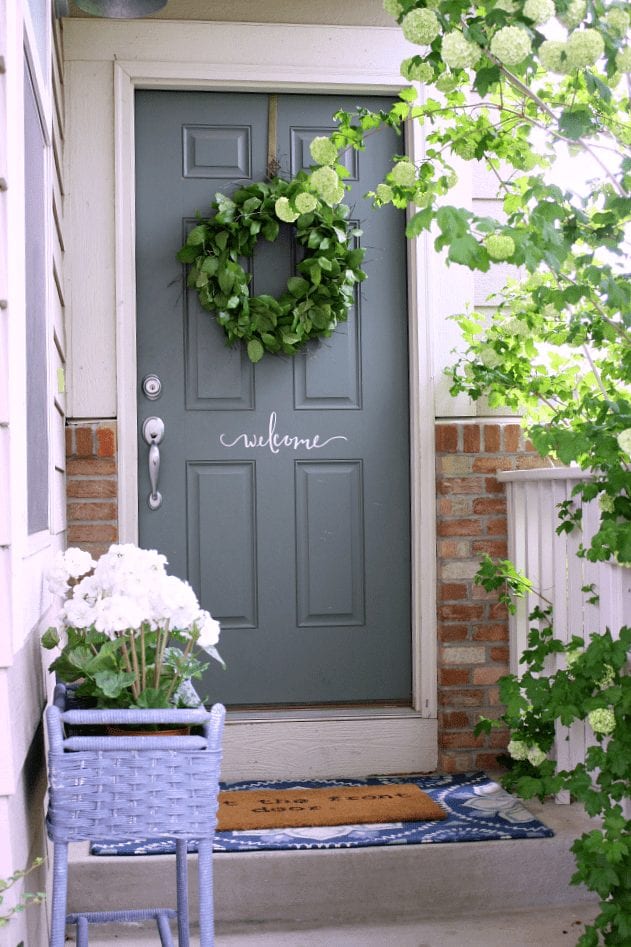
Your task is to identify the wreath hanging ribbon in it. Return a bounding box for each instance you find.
[177,165,366,363]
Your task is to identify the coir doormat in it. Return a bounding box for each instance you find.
[217,783,445,830]
[90,772,554,855]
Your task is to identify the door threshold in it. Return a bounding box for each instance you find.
[225,705,425,724]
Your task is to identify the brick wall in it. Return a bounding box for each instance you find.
[64,416,545,774]
[66,421,119,559]
[435,420,544,772]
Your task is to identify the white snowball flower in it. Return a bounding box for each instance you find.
[565,29,605,70]
[390,160,417,187]
[523,0,555,23]
[401,8,441,46]
[441,32,482,70]
[617,428,631,456]
[527,746,547,767]
[507,739,529,760]
[490,26,532,66]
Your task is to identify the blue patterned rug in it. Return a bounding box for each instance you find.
[90,772,553,855]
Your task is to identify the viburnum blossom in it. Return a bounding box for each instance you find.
[565,29,606,69]
[527,746,547,767]
[390,160,417,186]
[616,45,631,71]
[441,32,482,70]
[523,0,555,23]
[484,234,516,260]
[275,197,299,223]
[401,8,441,46]
[490,26,532,65]
[294,192,318,214]
[309,165,344,206]
[588,708,616,734]
[309,136,338,166]
[507,739,529,760]
[539,39,568,73]
[383,0,402,16]
[375,183,394,204]
[605,7,630,36]
[558,0,587,29]
[617,428,631,455]
[401,59,435,83]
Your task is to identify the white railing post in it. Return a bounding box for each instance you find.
[498,468,631,805]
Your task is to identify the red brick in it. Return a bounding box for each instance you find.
[473,624,508,641]
[503,424,522,453]
[483,425,501,453]
[438,519,483,537]
[439,624,469,642]
[75,426,94,458]
[65,427,74,456]
[485,476,506,494]
[67,524,117,543]
[438,689,484,707]
[472,540,508,557]
[435,424,459,452]
[439,582,468,601]
[490,729,511,748]
[473,497,506,515]
[472,585,499,601]
[486,517,507,536]
[438,604,485,622]
[487,686,502,705]
[490,646,509,663]
[490,602,509,619]
[97,426,117,458]
[463,424,481,453]
[441,731,485,748]
[439,668,470,686]
[439,752,475,773]
[475,752,507,771]
[441,711,470,729]
[67,501,117,522]
[472,666,505,685]
[517,454,550,470]
[67,479,117,498]
[438,496,472,517]
[437,477,485,495]
[67,458,117,476]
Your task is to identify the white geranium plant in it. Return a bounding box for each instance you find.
[42,545,223,710]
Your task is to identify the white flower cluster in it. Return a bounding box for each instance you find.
[617,428,631,456]
[616,46,631,72]
[275,197,299,223]
[390,160,417,187]
[490,26,532,65]
[565,29,605,69]
[47,544,221,654]
[383,0,402,16]
[309,136,338,167]
[507,740,547,766]
[484,233,516,260]
[606,7,630,36]
[309,166,345,206]
[588,707,616,734]
[523,0,555,23]
[558,0,586,29]
[441,31,482,70]
[402,8,441,46]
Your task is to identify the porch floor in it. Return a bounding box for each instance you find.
[58,798,600,945]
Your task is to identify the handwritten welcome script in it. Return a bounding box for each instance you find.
[220,412,348,454]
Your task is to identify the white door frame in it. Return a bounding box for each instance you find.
[108,22,437,778]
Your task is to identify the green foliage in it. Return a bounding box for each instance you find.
[479,607,631,946]
[0,858,45,928]
[177,175,365,361]
[474,553,535,613]
[43,624,209,710]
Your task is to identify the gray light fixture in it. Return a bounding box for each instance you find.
[69,0,167,16]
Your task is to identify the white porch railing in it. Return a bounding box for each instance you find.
[497,468,631,806]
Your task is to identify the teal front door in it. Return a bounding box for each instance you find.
[135,90,411,708]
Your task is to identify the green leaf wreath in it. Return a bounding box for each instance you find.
[177,171,366,363]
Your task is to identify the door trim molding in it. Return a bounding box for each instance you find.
[108,22,438,772]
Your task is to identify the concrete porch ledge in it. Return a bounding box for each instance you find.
[63,798,599,929]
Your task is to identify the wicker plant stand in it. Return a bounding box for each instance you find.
[45,683,225,947]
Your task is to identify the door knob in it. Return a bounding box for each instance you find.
[142,416,165,510]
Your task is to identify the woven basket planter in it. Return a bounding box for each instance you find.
[46,682,225,946]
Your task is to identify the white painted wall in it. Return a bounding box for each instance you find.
[0,0,66,942]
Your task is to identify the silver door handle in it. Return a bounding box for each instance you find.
[142,416,165,510]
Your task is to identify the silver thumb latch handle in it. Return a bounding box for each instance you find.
[142,416,165,510]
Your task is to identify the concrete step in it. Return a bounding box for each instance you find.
[63,798,598,931]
